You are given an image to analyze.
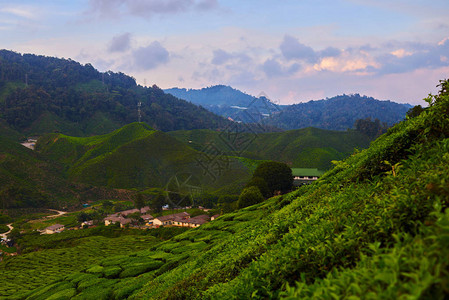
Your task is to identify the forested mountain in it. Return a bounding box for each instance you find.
[8,80,449,299]
[165,85,280,123]
[0,50,230,137]
[166,85,411,130]
[268,94,412,130]
[169,127,372,170]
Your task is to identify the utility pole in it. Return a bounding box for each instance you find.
[137,102,142,123]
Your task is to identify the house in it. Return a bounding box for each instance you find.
[81,220,94,227]
[211,214,220,221]
[119,209,140,217]
[153,212,190,226]
[104,215,131,228]
[185,215,210,228]
[45,224,65,234]
[291,168,324,186]
[141,214,154,226]
[140,206,151,214]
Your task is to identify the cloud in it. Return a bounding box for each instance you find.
[87,0,218,19]
[108,33,131,53]
[376,39,449,74]
[196,0,219,11]
[131,41,169,70]
[0,5,37,19]
[262,58,300,78]
[318,47,341,58]
[280,35,318,63]
[211,49,252,65]
[211,49,233,65]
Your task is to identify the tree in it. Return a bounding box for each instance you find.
[150,194,165,213]
[245,177,270,198]
[238,186,264,209]
[406,105,424,119]
[354,117,388,138]
[134,193,145,210]
[253,161,293,195]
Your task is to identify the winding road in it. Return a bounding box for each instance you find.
[1,209,67,239]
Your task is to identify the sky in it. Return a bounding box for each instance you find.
[1,0,448,105]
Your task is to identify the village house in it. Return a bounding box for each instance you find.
[291,168,324,186]
[45,224,65,234]
[184,215,210,228]
[211,214,220,221]
[104,215,131,228]
[153,212,190,226]
[141,214,154,226]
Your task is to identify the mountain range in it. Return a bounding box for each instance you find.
[165,85,412,130]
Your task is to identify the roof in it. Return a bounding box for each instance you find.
[185,217,209,225]
[155,211,190,222]
[141,214,154,220]
[140,206,151,213]
[104,216,131,225]
[291,168,325,177]
[46,224,64,231]
[120,209,140,216]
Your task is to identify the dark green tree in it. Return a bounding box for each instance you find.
[245,176,270,198]
[253,161,293,195]
[406,105,424,119]
[150,194,165,213]
[134,193,145,210]
[237,186,264,209]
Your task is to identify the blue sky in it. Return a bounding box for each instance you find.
[1,0,448,105]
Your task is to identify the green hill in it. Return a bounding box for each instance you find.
[4,81,448,299]
[169,127,372,170]
[36,122,253,192]
[0,134,134,210]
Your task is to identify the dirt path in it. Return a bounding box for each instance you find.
[0,224,13,239]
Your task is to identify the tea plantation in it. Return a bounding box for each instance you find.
[3,82,449,299]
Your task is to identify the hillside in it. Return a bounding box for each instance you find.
[270,94,411,130]
[36,122,253,192]
[0,134,134,210]
[3,81,447,299]
[169,127,372,170]
[0,50,231,136]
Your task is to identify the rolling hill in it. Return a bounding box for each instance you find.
[169,127,373,170]
[6,80,448,299]
[0,134,134,210]
[36,122,254,193]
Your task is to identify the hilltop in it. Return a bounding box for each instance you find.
[269,94,411,130]
[0,50,231,137]
[2,81,447,299]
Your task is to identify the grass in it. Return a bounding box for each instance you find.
[168,127,372,170]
